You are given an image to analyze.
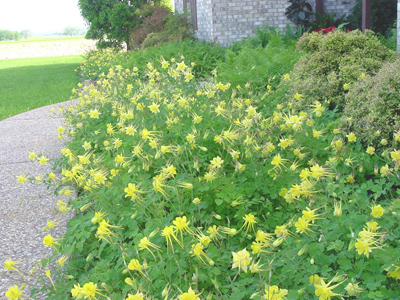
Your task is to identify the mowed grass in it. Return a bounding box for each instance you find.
[0,55,83,120]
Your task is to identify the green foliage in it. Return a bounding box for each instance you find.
[78,0,162,50]
[285,0,313,29]
[8,28,400,300]
[342,57,400,145]
[308,12,347,32]
[377,21,398,51]
[78,49,131,80]
[289,29,395,109]
[128,39,224,79]
[19,30,31,40]
[79,39,225,81]
[64,26,86,37]
[346,0,397,36]
[216,31,302,90]
[0,29,21,41]
[40,54,400,300]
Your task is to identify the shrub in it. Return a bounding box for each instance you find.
[129,5,193,49]
[342,57,400,145]
[129,4,172,49]
[141,11,194,48]
[289,29,395,109]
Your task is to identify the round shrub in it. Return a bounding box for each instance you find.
[342,56,400,144]
[289,29,395,109]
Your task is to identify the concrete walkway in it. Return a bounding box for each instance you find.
[0,101,75,299]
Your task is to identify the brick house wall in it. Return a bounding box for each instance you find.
[174,0,357,46]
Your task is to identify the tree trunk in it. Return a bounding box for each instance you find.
[362,0,371,32]
[315,0,324,15]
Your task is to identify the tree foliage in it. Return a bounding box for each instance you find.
[64,26,86,37]
[78,0,162,50]
[0,30,21,41]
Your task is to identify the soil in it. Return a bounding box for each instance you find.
[0,39,97,60]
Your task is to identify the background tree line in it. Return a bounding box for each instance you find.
[0,30,30,41]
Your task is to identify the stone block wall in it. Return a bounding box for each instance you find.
[196,0,214,42]
[174,0,357,46]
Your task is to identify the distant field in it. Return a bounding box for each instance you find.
[0,35,86,44]
[0,55,83,120]
[0,38,96,60]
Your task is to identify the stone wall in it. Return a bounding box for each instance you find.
[174,0,357,46]
[196,0,214,42]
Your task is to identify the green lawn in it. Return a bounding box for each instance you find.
[0,55,83,120]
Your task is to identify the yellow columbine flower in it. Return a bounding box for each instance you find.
[346,132,356,142]
[294,92,304,100]
[371,204,385,218]
[190,243,213,265]
[240,213,257,233]
[138,236,161,258]
[16,174,28,185]
[91,212,106,224]
[177,61,187,71]
[264,285,288,299]
[231,248,252,273]
[380,165,390,177]
[88,109,101,119]
[366,146,375,155]
[271,154,287,170]
[38,155,49,165]
[173,216,194,239]
[148,103,160,114]
[333,200,342,217]
[302,207,321,223]
[309,274,324,285]
[179,287,201,300]
[126,292,144,300]
[128,259,147,277]
[152,175,167,197]
[387,266,400,280]
[43,234,59,249]
[314,276,345,300]
[344,282,365,295]
[124,183,146,202]
[210,156,224,169]
[162,225,183,251]
[295,217,314,234]
[5,285,24,300]
[275,225,290,238]
[28,151,37,160]
[96,220,121,242]
[4,260,20,272]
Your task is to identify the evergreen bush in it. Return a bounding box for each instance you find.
[289,29,395,109]
[342,57,400,144]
